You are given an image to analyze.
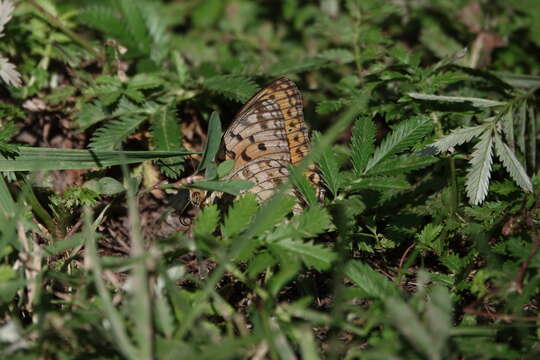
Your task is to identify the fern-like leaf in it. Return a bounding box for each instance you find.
[365,115,433,173]
[366,154,437,176]
[465,129,493,205]
[493,133,533,193]
[432,124,487,153]
[269,239,336,271]
[118,0,151,55]
[204,75,258,102]
[267,57,329,77]
[90,115,146,150]
[313,133,342,197]
[150,105,184,179]
[75,101,108,130]
[351,117,376,175]
[79,6,138,51]
[222,194,259,240]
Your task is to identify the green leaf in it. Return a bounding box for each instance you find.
[119,0,151,54]
[192,204,220,239]
[192,0,224,28]
[316,139,342,197]
[43,234,85,255]
[386,297,440,360]
[84,177,125,195]
[247,194,297,237]
[351,117,376,175]
[466,129,494,205]
[188,179,254,196]
[432,124,487,153]
[217,160,235,178]
[197,111,222,172]
[75,101,107,130]
[294,205,333,238]
[204,75,258,102]
[129,73,163,90]
[345,260,399,299]
[407,92,504,108]
[289,165,318,206]
[350,176,409,191]
[151,105,185,179]
[79,6,137,51]
[269,239,336,271]
[222,194,258,239]
[365,115,433,173]
[366,154,437,176]
[89,114,147,150]
[267,57,329,77]
[417,223,444,255]
[493,133,533,193]
[0,147,192,171]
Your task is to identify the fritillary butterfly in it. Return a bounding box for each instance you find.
[222,77,322,202]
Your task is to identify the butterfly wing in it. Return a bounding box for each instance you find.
[223,77,311,168]
[223,77,322,202]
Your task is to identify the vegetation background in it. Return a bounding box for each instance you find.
[0,0,539,358]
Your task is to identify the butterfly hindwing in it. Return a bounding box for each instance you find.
[222,77,322,203]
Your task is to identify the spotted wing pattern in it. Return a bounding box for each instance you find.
[223,77,321,202]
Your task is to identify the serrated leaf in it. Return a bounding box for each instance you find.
[192,204,220,239]
[365,115,433,173]
[316,99,344,115]
[417,223,444,254]
[75,102,108,130]
[345,260,399,299]
[95,83,124,105]
[294,205,332,237]
[289,165,318,206]
[351,117,376,175]
[366,154,437,176]
[493,133,533,193]
[89,115,146,150]
[129,73,163,89]
[151,105,184,179]
[247,195,297,237]
[124,88,145,103]
[269,239,336,271]
[204,75,258,102]
[0,56,21,88]
[314,133,341,197]
[119,0,151,54]
[79,6,137,50]
[222,194,258,239]
[432,124,487,153]
[465,129,494,205]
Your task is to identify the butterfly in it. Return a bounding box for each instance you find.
[221,77,323,203]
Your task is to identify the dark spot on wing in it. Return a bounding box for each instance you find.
[241,150,252,161]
